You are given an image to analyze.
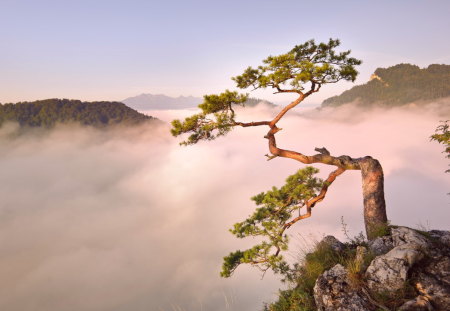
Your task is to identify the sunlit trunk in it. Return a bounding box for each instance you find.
[360,157,388,240]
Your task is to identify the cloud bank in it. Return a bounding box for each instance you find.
[0,102,448,310]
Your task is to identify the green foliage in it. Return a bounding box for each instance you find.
[431,120,450,173]
[233,38,361,92]
[221,167,323,277]
[322,63,450,107]
[263,286,315,311]
[171,39,361,145]
[0,99,153,128]
[170,90,247,145]
[369,221,392,239]
[264,241,349,311]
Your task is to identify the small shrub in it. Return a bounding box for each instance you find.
[370,221,391,239]
[265,240,354,310]
[263,287,315,311]
[344,246,376,289]
[263,228,386,310]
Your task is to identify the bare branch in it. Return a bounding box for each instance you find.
[265,154,278,161]
[314,147,330,155]
[234,120,270,127]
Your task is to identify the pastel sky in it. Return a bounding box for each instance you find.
[1,0,449,104]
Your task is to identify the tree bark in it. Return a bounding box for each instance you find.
[359,156,388,240]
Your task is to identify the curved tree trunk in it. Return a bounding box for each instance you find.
[264,125,388,240]
[236,94,388,240]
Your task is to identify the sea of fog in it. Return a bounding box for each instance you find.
[0,102,448,311]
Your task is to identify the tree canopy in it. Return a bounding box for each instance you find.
[171,38,362,146]
[233,38,360,91]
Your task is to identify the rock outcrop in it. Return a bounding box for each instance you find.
[365,227,427,293]
[368,235,394,256]
[317,235,346,253]
[313,227,450,311]
[314,264,375,311]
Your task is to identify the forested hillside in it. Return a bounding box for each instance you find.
[322,64,450,107]
[244,97,275,107]
[0,99,154,128]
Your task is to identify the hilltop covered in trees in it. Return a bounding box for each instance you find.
[322,64,450,107]
[244,97,275,107]
[0,99,155,128]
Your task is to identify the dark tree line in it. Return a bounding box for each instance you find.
[0,99,154,128]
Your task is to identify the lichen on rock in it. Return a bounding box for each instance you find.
[365,243,425,292]
[368,235,394,256]
[311,226,450,311]
[314,264,374,311]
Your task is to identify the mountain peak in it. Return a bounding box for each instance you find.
[322,63,450,107]
[122,94,202,110]
[122,93,276,111]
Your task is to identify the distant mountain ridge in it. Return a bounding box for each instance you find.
[322,63,450,107]
[0,99,155,128]
[122,94,201,110]
[122,93,275,110]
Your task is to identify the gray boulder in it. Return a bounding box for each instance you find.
[413,272,450,310]
[391,226,430,249]
[365,243,425,292]
[317,235,345,252]
[368,235,394,256]
[366,227,450,310]
[314,264,375,311]
[429,230,450,248]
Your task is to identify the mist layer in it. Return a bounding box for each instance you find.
[0,103,448,310]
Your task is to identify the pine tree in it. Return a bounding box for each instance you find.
[171,39,388,276]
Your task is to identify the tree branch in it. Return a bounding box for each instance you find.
[283,167,345,231]
[269,94,306,127]
[266,125,361,170]
[234,120,270,127]
[270,83,303,94]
